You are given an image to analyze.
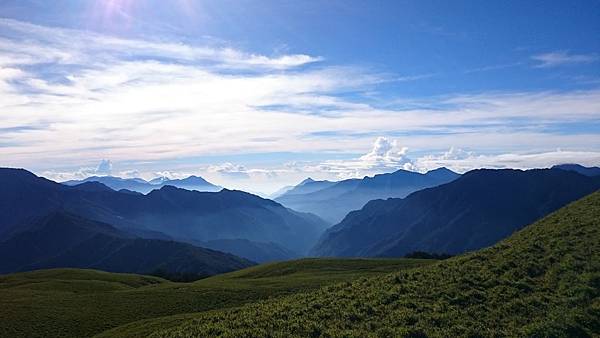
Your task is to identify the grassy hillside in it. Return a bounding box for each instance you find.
[153,190,600,337]
[0,258,432,338]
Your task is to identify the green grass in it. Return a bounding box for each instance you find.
[0,258,432,338]
[151,190,600,337]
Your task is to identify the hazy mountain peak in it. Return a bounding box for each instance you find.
[177,175,211,184]
[70,181,114,192]
[426,167,453,174]
[299,177,315,185]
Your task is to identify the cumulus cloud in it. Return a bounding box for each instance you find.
[313,137,416,179]
[41,159,114,181]
[95,159,113,175]
[152,171,181,180]
[437,147,473,160]
[358,137,415,171]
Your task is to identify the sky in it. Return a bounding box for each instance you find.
[0,0,599,194]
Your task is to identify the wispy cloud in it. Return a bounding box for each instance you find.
[0,18,322,70]
[531,51,599,68]
[1,19,599,193]
[463,62,522,74]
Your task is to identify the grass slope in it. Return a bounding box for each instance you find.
[0,258,432,338]
[154,190,600,337]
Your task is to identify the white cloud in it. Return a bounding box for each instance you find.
[207,162,280,180]
[207,163,251,179]
[41,159,114,181]
[358,137,415,171]
[416,148,600,173]
[310,137,416,179]
[1,19,599,194]
[531,51,599,68]
[0,18,321,70]
[119,169,140,178]
[437,147,473,160]
[96,159,113,175]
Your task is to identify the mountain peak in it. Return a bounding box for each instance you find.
[425,167,460,180]
[70,181,114,192]
[179,175,210,184]
[299,177,315,186]
[427,167,452,173]
[0,167,38,179]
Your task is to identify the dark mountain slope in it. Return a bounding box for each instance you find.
[276,168,459,223]
[553,163,600,176]
[312,168,600,257]
[0,168,328,254]
[156,190,600,337]
[196,239,298,263]
[0,168,67,238]
[0,212,253,280]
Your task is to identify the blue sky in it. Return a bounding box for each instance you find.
[0,0,599,193]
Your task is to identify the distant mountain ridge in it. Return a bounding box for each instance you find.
[280,178,337,197]
[276,168,460,223]
[0,168,328,255]
[63,174,221,194]
[0,212,254,280]
[552,163,600,176]
[311,168,600,257]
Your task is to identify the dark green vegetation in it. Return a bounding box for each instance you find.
[312,168,600,257]
[404,251,453,260]
[0,212,253,280]
[0,258,432,338]
[276,167,459,223]
[150,190,600,337]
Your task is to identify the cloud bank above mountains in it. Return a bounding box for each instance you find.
[0,18,599,192]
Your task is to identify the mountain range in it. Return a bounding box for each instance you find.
[63,175,221,194]
[276,167,460,223]
[0,168,328,273]
[0,212,253,280]
[311,168,600,257]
